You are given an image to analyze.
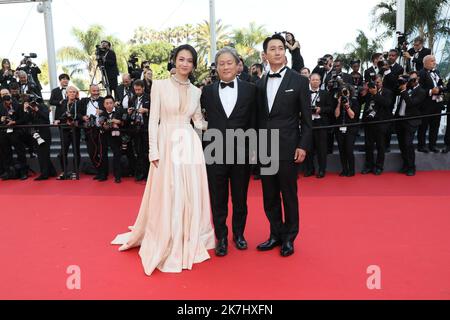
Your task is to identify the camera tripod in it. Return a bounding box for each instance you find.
[91,62,111,96]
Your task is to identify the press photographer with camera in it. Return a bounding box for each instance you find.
[0,59,16,89]
[417,55,446,153]
[350,60,364,88]
[126,80,150,181]
[364,53,384,83]
[23,97,57,181]
[304,73,333,179]
[97,95,124,183]
[54,86,82,180]
[443,80,450,154]
[361,75,393,175]
[334,84,360,177]
[79,84,105,178]
[97,40,119,98]
[0,88,28,180]
[312,54,334,90]
[143,68,153,95]
[17,53,42,96]
[17,70,41,98]
[395,72,426,176]
[403,37,432,72]
[116,74,135,109]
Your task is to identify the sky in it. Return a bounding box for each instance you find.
[0,0,393,70]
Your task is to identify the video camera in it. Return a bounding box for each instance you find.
[209,63,219,83]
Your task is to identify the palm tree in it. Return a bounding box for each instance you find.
[57,25,129,79]
[372,0,450,50]
[345,30,382,73]
[232,22,270,66]
[194,19,230,64]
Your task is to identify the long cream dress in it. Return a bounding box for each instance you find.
[112,77,215,276]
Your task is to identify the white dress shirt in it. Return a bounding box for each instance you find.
[86,99,99,117]
[219,78,238,118]
[267,67,287,113]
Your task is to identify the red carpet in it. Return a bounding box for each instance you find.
[1,171,450,300]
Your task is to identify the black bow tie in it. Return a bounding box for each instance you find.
[310,90,319,94]
[220,81,234,89]
[268,67,287,78]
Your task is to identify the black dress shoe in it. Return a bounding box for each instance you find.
[339,171,348,177]
[34,175,49,181]
[97,177,108,182]
[135,175,145,182]
[257,238,281,251]
[215,239,228,257]
[281,241,295,257]
[347,171,355,177]
[406,169,416,176]
[56,174,68,181]
[361,167,373,175]
[233,235,248,250]
[398,167,408,174]
[417,147,429,153]
[115,177,122,184]
[19,174,28,181]
[374,169,383,176]
[304,171,315,178]
[316,171,325,179]
[93,175,101,180]
[429,147,440,153]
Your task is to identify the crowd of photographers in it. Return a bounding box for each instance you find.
[1,35,449,182]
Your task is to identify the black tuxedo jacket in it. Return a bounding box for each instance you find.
[116,84,135,106]
[200,79,257,163]
[256,68,313,161]
[364,66,383,83]
[407,47,432,72]
[364,88,394,121]
[383,63,405,95]
[127,94,150,130]
[49,87,65,108]
[419,68,445,113]
[78,97,105,119]
[312,90,333,126]
[395,86,426,126]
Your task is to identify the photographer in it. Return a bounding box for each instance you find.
[443,80,450,154]
[9,82,21,104]
[127,54,141,81]
[97,95,123,183]
[143,68,153,95]
[382,49,405,152]
[97,40,119,97]
[17,70,41,98]
[312,54,334,90]
[0,59,16,89]
[364,53,384,83]
[115,74,135,109]
[0,88,28,180]
[403,37,432,72]
[79,84,104,178]
[395,72,426,176]
[417,55,445,153]
[126,80,149,181]
[17,54,42,96]
[361,75,393,175]
[284,32,305,73]
[304,73,333,179]
[54,86,82,180]
[237,57,251,82]
[24,98,57,180]
[350,60,364,88]
[49,74,70,119]
[334,85,361,177]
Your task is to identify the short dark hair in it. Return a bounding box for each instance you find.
[389,49,399,56]
[172,44,198,69]
[252,63,263,72]
[334,59,342,64]
[133,79,145,88]
[9,82,20,90]
[263,33,286,53]
[371,53,383,62]
[414,36,424,44]
[409,71,419,77]
[104,95,115,102]
[59,73,70,81]
[351,60,361,66]
[301,67,311,73]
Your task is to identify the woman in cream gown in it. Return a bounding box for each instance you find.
[112,45,215,276]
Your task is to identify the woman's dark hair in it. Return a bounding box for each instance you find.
[172,44,198,69]
[263,34,286,53]
[285,32,296,43]
[1,58,11,70]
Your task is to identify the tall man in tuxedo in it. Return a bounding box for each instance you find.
[49,74,70,121]
[395,72,426,176]
[201,47,257,257]
[417,55,445,153]
[255,34,312,257]
[404,37,432,72]
[364,53,384,83]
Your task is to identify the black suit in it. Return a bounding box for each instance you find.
[104,50,119,96]
[418,68,444,149]
[256,68,313,243]
[362,88,393,171]
[395,86,426,171]
[49,87,66,111]
[201,79,257,241]
[364,66,383,83]
[407,47,432,72]
[98,108,123,180]
[115,84,135,108]
[238,72,252,82]
[305,89,332,174]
